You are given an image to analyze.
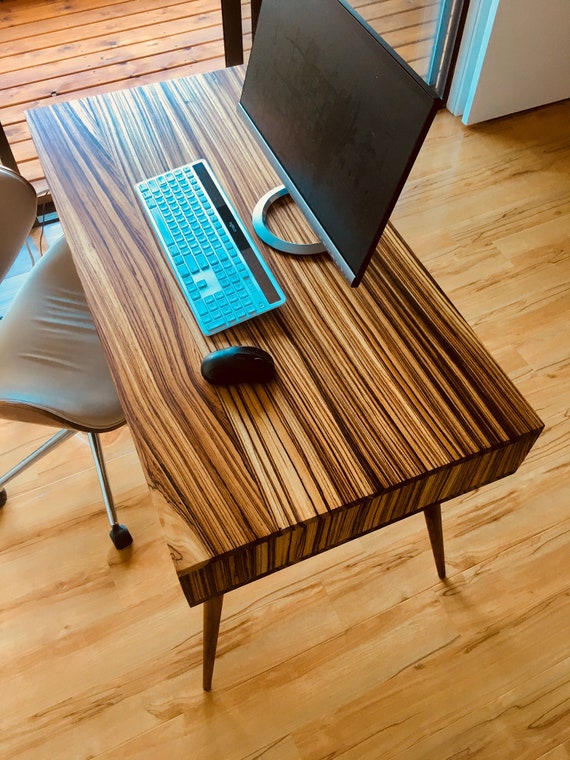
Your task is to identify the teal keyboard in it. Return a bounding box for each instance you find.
[136,160,286,336]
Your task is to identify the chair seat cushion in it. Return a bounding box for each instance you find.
[0,235,125,432]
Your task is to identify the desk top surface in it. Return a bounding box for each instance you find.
[27,67,542,595]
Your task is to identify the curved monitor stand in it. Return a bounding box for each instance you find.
[252,185,327,256]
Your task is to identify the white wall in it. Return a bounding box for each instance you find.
[448,0,570,124]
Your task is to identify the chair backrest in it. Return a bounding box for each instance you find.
[0,166,37,284]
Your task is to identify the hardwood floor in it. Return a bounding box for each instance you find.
[0,96,568,758]
[1,0,437,194]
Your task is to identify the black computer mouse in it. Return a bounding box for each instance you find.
[201,346,276,386]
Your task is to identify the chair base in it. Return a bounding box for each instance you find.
[0,429,132,550]
[110,523,133,550]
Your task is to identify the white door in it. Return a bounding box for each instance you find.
[448,0,570,124]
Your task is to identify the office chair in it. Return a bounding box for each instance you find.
[0,165,132,549]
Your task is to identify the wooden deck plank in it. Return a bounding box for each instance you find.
[0,3,231,63]
[0,0,226,32]
[1,33,228,97]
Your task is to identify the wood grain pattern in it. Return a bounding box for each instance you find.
[27,65,542,613]
[1,94,568,759]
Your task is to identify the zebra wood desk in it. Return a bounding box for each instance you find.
[27,67,543,690]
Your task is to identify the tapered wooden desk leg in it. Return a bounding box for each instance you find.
[203,594,224,691]
[424,503,446,579]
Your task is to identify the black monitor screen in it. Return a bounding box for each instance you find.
[239,0,439,285]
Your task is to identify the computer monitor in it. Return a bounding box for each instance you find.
[238,0,440,286]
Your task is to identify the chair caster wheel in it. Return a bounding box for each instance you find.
[0,488,6,508]
[110,523,133,550]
